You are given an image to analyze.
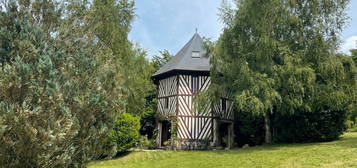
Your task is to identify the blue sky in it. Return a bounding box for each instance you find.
[129,1,357,58]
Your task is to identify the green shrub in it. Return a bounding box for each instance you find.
[274,109,348,143]
[107,113,140,154]
[346,120,355,129]
[234,108,349,145]
[138,135,156,149]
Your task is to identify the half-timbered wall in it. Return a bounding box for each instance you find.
[157,74,234,149]
[213,98,234,120]
[177,75,212,140]
[157,76,177,116]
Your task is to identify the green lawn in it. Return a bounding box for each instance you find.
[88,132,357,168]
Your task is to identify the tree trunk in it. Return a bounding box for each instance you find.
[264,113,272,144]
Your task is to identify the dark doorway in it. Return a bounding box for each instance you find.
[219,122,231,148]
[161,120,171,146]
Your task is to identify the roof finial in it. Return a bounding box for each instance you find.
[195,28,197,34]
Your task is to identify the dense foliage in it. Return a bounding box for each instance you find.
[90,0,159,157]
[91,0,158,153]
[352,48,357,67]
[234,109,265,147]
[212,0,356,143]
[91,0,155,116]
[349,48,357,128]
[106,113,140,155]
[152,50,173,70]
[274,109,348,142]
[0,0,155,167]
[140,50,173,139]
[0,1,120,167]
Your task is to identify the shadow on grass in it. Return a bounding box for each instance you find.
[114,151,132,158]
[93,151,132,163]
[335,133,357,148]
[210,133,357,155]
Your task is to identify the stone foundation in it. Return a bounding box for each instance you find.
[175,140,211,150]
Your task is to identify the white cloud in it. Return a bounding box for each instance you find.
[340,36,357,55]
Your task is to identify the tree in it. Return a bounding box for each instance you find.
[90,0,135,114]
[349,47,357,126]
[139,50,173,139]
[91,0,156,117]
[152,50,172,70]
[212,0,353,143]
[0,0,131,167]
[91,0,159,156]
[351,48,357,64]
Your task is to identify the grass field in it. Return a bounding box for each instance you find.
[88,132,357,168]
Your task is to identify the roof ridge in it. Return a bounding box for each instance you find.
[173,34,199,67]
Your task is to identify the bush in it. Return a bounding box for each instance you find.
[138,135,156,150]
[234,108,348,145]
[274,109,348,143]
[346,120,355,129]
[106,113,140,155]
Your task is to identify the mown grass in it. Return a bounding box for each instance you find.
[348,127,357,132]
[88,132,357,168]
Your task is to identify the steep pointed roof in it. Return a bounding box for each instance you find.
[152,33,210,78]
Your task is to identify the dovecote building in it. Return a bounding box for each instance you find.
[152,33,234,150]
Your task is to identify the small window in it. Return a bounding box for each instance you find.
[192,75,199,94]
[192,51,200,58]
[164,97,169,109]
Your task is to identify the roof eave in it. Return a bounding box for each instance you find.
[151,69,210,81]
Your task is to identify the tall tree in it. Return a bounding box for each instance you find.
[139,50,173,138]
[91,0,155,116]
[123,46,156,115]
[152,50,172,70]
[212,0,353,143]
[0,0,133,167]
[90,0,135,114]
